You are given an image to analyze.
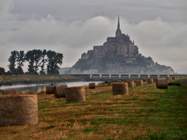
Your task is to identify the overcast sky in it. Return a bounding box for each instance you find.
[0,0,187,73]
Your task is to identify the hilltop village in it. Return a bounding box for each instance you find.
[68,17,174,74]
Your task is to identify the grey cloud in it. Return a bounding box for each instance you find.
[0,16,187,73]
[0,0,187,73]
[12,0,187,23]
[1,16,113,47]
[0,0,13,16]
[124,18,187,73]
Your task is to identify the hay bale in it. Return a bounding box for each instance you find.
[156,79,168,89]
[0,90,3,95]
[143,79,147,83]
[89,83,96,89]
[55,84,68,98]
[112,82,128,95]
[0,94,38,126]
[127,81,135,88]
[135,80,144,86]
[166,77,173,83]
[46,84,56,94]
[172,77,176,80]
[153,78,158,83]
[147,79,154,84]
[65,86,86,102]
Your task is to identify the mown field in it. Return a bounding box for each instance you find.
[0,80,187,140]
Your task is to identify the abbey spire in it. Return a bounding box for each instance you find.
[115,16,122,37]
[70,16,174,75]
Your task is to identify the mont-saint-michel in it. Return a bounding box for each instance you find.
[68,17,174,74]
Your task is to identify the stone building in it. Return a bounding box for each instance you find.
[69,17,174,74]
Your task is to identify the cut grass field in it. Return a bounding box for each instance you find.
[0,80,187,140]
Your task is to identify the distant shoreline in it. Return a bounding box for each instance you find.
[0,75,81,86]
[0,74,186,86]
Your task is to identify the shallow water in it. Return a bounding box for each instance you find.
[0,81,102,90]
[63,81,102,87]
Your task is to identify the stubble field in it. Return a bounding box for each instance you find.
[0,80,187,140]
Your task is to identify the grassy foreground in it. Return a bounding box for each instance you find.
[0,80,187,140]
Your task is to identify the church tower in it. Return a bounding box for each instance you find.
[115,16,122,37]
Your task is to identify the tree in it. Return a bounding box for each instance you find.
[8,50,25,74]
[7,49,63,75]
[0,67,5,75]
[16,51,25,74]
[47,50,63,75]
[8,51,17,74]
[25,49,43,74]
[39,49,47,75]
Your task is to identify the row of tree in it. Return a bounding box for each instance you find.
[8,49,63,75]
[0,67,5,75]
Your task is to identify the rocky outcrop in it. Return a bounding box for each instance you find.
[68,17,174,74]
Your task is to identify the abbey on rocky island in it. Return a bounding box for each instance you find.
[68,17,174,74]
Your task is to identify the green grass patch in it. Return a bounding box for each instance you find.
[90,117,130,125]
[137,128,187,140]
[83,127,98,133]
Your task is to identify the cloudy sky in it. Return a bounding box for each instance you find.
[0,0,187,73]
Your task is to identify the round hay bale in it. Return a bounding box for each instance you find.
[55,84,68,98]
[172,77,176,80]
[147,79,154,84]
[143,79,147,83]
[127,81,135,88]
[156,79,168,89]
[0,94,38,126]
[0,90,3,95]
[112,82,128,95]
[65,86,86,102]
[89,83,96,89]
[135,80,144,86]
[46,85,56,94]
[166,77,172,83]
[153,78,158,83]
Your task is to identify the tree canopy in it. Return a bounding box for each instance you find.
[8,49,63,75]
